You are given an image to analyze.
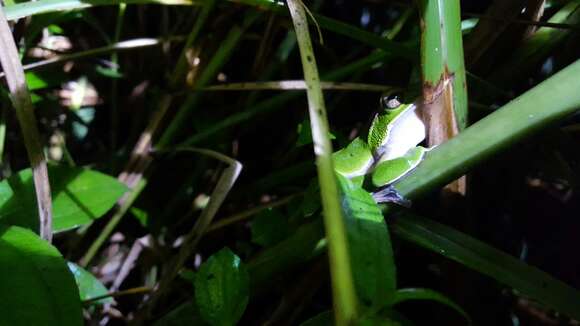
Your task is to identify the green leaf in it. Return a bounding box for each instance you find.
[393,214,580,320]
[0,224,82,325]
[336,174,396,308]
[386,288,469,323]
[194,247,249,326]
[250,208,288,247]
[67,262,112,305]
[0,165,128,233]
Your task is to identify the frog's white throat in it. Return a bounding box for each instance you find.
[376,105,425,162]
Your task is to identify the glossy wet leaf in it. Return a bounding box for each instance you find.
[0,165,127,233]
[67,262,112,305]
[393,214,580,319]
[0,224,82,325]
[194,247,249,326]
[337,174,396,308]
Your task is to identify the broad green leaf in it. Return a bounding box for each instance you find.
[0,224,82,325]
[393,214,580,320]
[67,262,112,305]
[386,288,469,323]
[250,208,288,247]
[336,174,396,308]
[0,165,127,233]
[194,247,249,326]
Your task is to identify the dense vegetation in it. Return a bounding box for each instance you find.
[0,0,579,325]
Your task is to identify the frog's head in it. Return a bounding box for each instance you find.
[368,95,426,160]
[380,94,403,110]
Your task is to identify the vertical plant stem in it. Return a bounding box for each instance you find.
[0,7,52,241]
[286,1,358,324]
[418,0,468,194]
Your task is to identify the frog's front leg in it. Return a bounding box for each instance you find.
[372,185,412,207]
[370,146,428,206]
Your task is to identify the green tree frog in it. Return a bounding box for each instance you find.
[333,95,429,205]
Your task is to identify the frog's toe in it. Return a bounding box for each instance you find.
[372,186,411,207]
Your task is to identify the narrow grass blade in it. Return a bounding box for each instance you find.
[201,80,397,92]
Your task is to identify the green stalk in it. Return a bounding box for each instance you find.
[418,0,468,133]
[286,1,358,324]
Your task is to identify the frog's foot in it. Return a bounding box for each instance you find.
[372,185,412,207]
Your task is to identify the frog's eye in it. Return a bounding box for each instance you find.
[380,94,402,110]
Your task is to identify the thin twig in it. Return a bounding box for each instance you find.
[0,6,52,241]
[82,286,152,306]
[201,80,399,92]
[0,37,184,79]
